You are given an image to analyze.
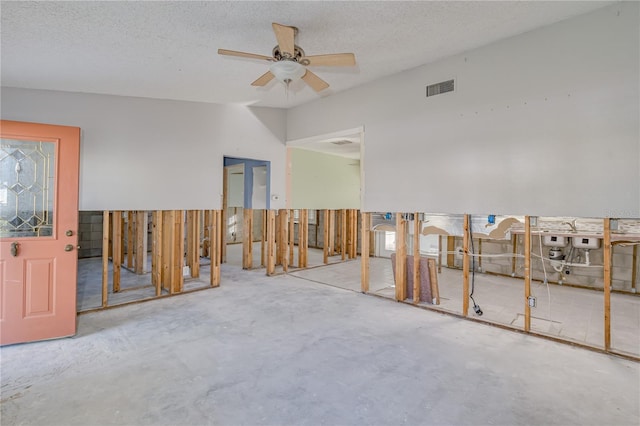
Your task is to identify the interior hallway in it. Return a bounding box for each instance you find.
[3,267,638,426]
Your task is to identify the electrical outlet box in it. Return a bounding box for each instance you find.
[528,296,536,308]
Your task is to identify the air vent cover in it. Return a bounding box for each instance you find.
[426,79,454,97]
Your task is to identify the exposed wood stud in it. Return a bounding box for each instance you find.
[101,210,110,307]
[428,258,440,305]
[243,208,253,269]
[603,218,612,350]
[323,209,330,264]
[329,210,335,255]
[298,209,309,268]
[341,209,347,261]
[395,213,407,301]
[211,210,221,287]
[478,238,483,271]
[221,167,228,264]
[161,211,172,293]
[524,216,532,332]
[135,211,147,274]
[202,210,211,258]
[275,209,282,266]
[447,236,455,268]
[261,210,266,267]
[173,211,185,294]
[462,214,470,316]
[266,210,276,275]
[361,212,370,293]
[413,213,421,304]
[153,211,163,296]
[279,209,289,272]
[120,215,125,265]
[127,211,133,269]
[112,211,122,293]
[192,210,200,277]
[289,209,295,266]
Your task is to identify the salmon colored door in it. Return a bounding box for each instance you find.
[0,120,80,345]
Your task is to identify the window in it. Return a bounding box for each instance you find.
[384,231,396,251]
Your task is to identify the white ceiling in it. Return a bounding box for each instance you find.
[1,1,613,109]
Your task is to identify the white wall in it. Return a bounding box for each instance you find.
[287,3,640,218]
[1,88,287,210]
[290,148,360,209]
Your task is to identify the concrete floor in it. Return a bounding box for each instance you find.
[291,258,640,357]
[2,265,639,425]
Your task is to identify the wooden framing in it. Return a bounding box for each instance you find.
[323,209,330,264]
[210,210,221,287]
[447,236,455,268]
[511,235,518,276]
[127,211,134,268]
[243,208,253,269]
[395,213,407,301]
[438,235,443,273]
[413,213,421,304]
[185,210,200,277]
[524,216,532,332]
[135,211,147,274]
[329,210,336,255]
[361,212,370,293]
[221,167,228,264]
[289,209,295,266]
[603,218,611,350]
[462,214,470,316]
[202,210,211,258]
[102,210,109,307]
[112,211,122,293]
[266,210,276,275]
[261,210,266,267]
[278,209,288,272]
[298,209,309,268]
[341,209,347,261]
[152,211,163,296]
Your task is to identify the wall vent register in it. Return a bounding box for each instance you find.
[426,79,454,97]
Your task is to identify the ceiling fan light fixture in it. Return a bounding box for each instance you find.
[269,60,306,85]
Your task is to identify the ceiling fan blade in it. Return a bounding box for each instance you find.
[303,53,356,67]
[218,49,273,61]
[272,23,295,56]
[302,70,330,92]
[251,71,275,87]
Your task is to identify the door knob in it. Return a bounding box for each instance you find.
[64,244,74,252]
[10,242,19,257]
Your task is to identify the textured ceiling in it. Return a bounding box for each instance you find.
[1,1,613,109]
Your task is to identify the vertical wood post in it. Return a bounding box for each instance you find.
[447,236,455,268]
[361,212,370,293]
[261,210,266,267]
[279,209,289,272]
[524,216,532,332]
[603,218,612,350]
[395,213,407,301]
[191,210,200,278]
[211,210,221,287]
[127,211,133,269]
[153,211,163,296]
[135,211,147,274]
[323,209,330,264]
[437,235,443,273]
[221,167,228,264]
[341,209,347,261]
[266,210,276,275]
[511,234,518,276]
[428,258,440,305]
[298,209,309,268]
[288,209,295,266]
[172,211,184,294]
[101,210,109,307]
[462,214,470,316]
[202,210,211,258]
[112,211,122,293]
[413,213,421,304]
[243,208,253,269]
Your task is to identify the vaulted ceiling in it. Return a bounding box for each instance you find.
[1,1,613,109]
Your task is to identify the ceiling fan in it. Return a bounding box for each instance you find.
[218,23,356,92]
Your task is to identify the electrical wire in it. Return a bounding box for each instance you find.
[468,222,482,315]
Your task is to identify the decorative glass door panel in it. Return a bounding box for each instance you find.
[0,139,56,238]
[0,121,79,346]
